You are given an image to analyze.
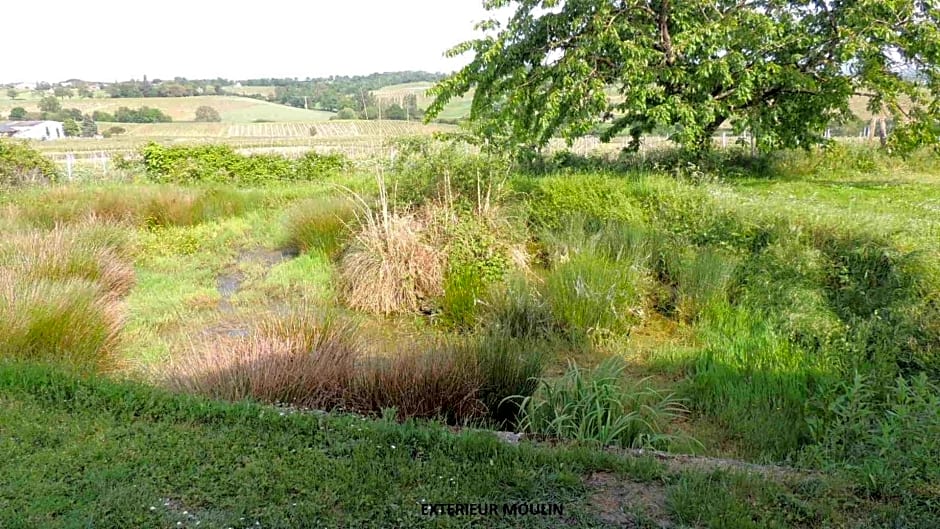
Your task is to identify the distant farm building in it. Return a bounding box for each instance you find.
[0,121,65,141]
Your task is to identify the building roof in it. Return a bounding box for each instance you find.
[0,121,62,134]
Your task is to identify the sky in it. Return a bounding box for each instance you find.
[1,0,495,83]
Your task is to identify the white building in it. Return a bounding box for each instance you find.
[0,121,65,141]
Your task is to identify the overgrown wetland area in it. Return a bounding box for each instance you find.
[2,137,939,528]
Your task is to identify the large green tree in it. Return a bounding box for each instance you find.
[38,96,61,113]
[428,0,940,153]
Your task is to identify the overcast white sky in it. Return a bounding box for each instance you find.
[2,0,494,83]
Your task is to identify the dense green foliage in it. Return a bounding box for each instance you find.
[108,106,173,123]
[104,77,231,98]
[257,71,441,112]
[139,143,348,184]
[7,106,27,120]
[0,141,59,185]
[430,1,940,154]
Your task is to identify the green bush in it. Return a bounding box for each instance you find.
[390,137,512,210]
[0,141,59,186]
[141,143,348,185]
[516,358,687,449]
[438,213,514,329]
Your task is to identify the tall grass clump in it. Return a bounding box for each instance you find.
[161,311,360,407]
[683,306,829,459]
[463,331,549,425]
[436,209,522,329]
[351,346,484,422]
[522,174,645,231]
[479,275,558,341]
[283,196,357,258]
[544,250,646,342]
[516,357,687,449]
[12,185,262,229]
[674,248,738,322]
[161,308,547,424]
[339,177,444,315]
[0,227,135,297]
[0,274,123,372]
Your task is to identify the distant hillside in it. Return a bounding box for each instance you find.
[373,82,474,121]
[0,95,334,123]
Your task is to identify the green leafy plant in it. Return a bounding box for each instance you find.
[515,358,688,449]
[0,141,59,186]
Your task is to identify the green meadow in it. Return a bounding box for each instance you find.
[1,138,939,527]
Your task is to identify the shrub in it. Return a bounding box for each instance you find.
[113,106,172,123]
[283,197,357,257]
[141,143,348,185]
[294,151,349,179]
[194,105,222,122]
[102,126,126,138]
[516,358,688,449]
[0,141,59,186]
[339,209,443,315]
[334,107,357,120]
[0,274,123,373]
[389,137,512,210]
[437,212,517,329]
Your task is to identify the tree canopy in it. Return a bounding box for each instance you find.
[194,105,222,122]
[428,0,940,153]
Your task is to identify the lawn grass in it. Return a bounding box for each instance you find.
[0,361,896,528]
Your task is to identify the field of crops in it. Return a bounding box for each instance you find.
[29,120,458,161]
[0,95,334,123]
[373,82,474,120]
[89,120,451,139]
